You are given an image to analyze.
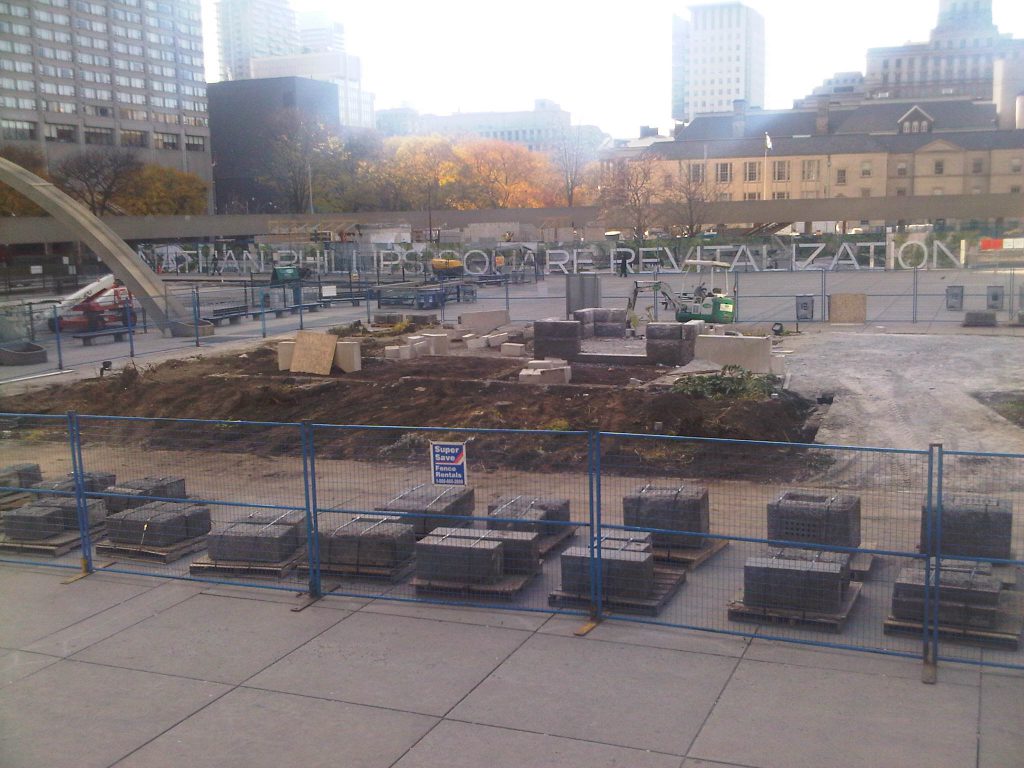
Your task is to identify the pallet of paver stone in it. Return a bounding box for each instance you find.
[188,551,304,578]
[412,571,535,600]
[651,538,729,569]
[547,562,687,617]
[374,484,475,536]
[882,592,1024,651]
[0,524,105,558]
[486,496,571,537]
[726,581,862,633]
[105,503,210,547]
[95,534,208,564]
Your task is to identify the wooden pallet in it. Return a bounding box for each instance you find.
[651,538,729,569]
[95,535,207,565]
[188,551,303,579]
[0,525,105,558]
[882,592,1024,651]
[548,563,688,617]
[298,558,414,583]
[412,571,535,600]
[727,581,863,633]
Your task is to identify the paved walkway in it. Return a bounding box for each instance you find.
[0,562,1020,768]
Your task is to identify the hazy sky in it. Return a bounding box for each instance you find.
[201,0,1024,137]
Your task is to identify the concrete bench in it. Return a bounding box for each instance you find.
[71,328,128,346]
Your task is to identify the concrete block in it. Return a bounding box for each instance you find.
[420,332,451,355]
[416,535,503,584]
[919,494,1012,560]
[487,495,571,536]
[501,343,526,356]
[770,355,786,375]
[1,463,43,486]
[485,332,509,347]
[646,322,684,340]
[465,336,487,350]
[34,496,106,529]
[526,359,559,369]
[534,320,581,339]
[317,514,415,568]
[681,321,706,341]
[277,341,295,371]
[384,345,412,360]
[767,491,861,548]
[645,339,692,366]
[404,313,438,325]
[406,335,424,346]
[518,369,543,383]
[892,567,1002,628]
[572,308,599,324]
[622,484,710,549]
[207,520,300,562]
[432,526,541,575]
[534,337,581,360]
[594,322,626,338]
[963,311,997,327]
[372,312,403,325]
[743,556,847,613]
[599,530,654,552]
[411,340,431,357]
[606,308,629,324]
[537,366,571,383]
[75,471,116,492]
[375,485,475,536]
[333,341,362,373]
[560,546,655,599]
[3,505,64,540]
[695,335,772,373]
[456,309,510,334]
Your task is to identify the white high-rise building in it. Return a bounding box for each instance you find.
[672,2,765,123]
[299,21,345,53]
[216,0,298,81]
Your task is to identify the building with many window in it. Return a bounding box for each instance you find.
[216,0,297,81]
[0,0,211,195]
[672,2,765,124]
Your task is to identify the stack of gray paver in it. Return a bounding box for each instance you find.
[644,322,700,366]
[316,513,415,569]
[743,548,852,614]
[26,496,107,530]
[416,532,504,585]
[1,463,43,487]
[486,496,571,537]
[919,494,1013,560]
[533,319,582,360]
[106,501,211,547]
[429,526,542,575]
[207,511,304,563]
[891,564,1002,629]
[622,484,710,549]
[73,471,117,493]
[572,308,629,338]
[375,485,475,536]
[560,531,656,600]
[103,476,187,513]
[767,491,861,549]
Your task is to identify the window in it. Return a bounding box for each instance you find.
[771,191,790,200]
[934,160,945,175]
[743,192,761,200]
[717,192,732,201]
[972,159,983,174]
[1010,158,1021,173]
[44,123,75,142]
[836,168,847,185]
[860,161,872,178]
[1,118,36,140]
[44,100,76,113]
[119,108,146,120]
[153,131,178,150]
[84,126,113,145]
[772,160,790,182]
[715,162,732,183]
[121,129,146,147]
[743,161,759,182]
[185,134,205,152]
[801,159,820,182]
[896,162,908,177]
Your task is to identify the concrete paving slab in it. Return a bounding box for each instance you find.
[24,579,202,658]
[450,633,738,755]
[72,593,345,684]
[0,565,155,648]
[689,659,980,768]
[362,596,552,631]
[393,720,682,768]
[247,611,530,716]
[745,637,981,687]
[978,673,1024,768]
[0,659,228,768]
[113,686,436,768]
[0,649,59,688]
[539,614,749,658]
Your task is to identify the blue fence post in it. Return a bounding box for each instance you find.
[505,275,510,314]
[67,411,94,575]
[52,306,63,371]
[260,293,267,339]
[932,442,944,674]
[912,268,919,324]
[300,421,321,598]
[733,271,741,322]
[820,269,827,322]
[297,281,305,331]
[191,287,201,347]
[126,300,136,358]
[922,443,938,682]
[587,430,603,621]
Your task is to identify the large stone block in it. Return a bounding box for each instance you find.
[594,322,625,338]
[919,494,1013,560]
[105,502,192,546]
[416,535,503,584]
[3,505,65,540]
[432,526,541,574]
[598,530,654,552]
[560,546,655,599]
[534,337,581,360]
[34,496,107,529]
[533,320,582,339]
[316,514,415,568]
[695,334,773,373]
[102,485,151,514]
[645,339,692,366]
[963,311,997,327]
[743,555,848,613]
[31,479,76,495]
[487,495,570,536]
[207,519,300,562]
[645,322,683,340]
[333,340,362,373]
[74,471,117,493]
[622,484,710,549]
[1,463,43,486]
[375,485,475,536]
[891,567,1002,628]
[767,491,861,548]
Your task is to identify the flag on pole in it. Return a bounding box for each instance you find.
[764,133,773,151]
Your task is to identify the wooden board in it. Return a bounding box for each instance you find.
[727,581,863,633]
[413,571,535,600]
[95,534,207,565]
[188,551,303,579]
[883,591,1023,651]
[289,331,338,376]
[548,563,687,617]
[651,538,729,569]
[0,524,105,558]
[298,558,414,583]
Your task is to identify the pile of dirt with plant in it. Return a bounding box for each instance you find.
[1,345,822,479]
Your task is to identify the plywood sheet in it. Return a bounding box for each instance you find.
[828,293,867,324]
[289,331,338,375]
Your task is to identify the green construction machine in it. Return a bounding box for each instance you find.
[626,261,735,324]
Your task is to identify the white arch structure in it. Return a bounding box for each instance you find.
[0,156,190,328]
